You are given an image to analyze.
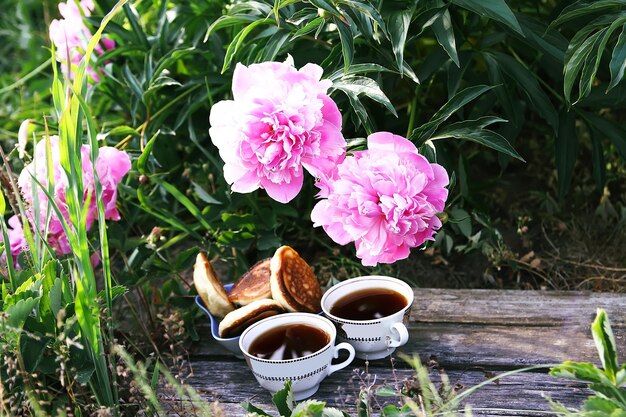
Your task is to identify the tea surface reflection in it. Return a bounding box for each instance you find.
[248,324,330,360]
[329,287,408,320]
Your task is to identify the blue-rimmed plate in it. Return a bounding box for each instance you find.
[195,283,244,358]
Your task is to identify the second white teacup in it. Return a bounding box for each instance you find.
[239,313,355,400]
[321,276,414,360]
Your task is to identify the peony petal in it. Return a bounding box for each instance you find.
[261,173,303,204]
[230,170,261,193]
[320,95,342,131]
[367,131,418,155]
[299,63,324,81]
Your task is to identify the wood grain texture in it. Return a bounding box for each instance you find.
[179,289,626,416]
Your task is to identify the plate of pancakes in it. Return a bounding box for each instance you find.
[194,245,323,357]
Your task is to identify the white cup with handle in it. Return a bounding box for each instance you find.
[239,312,355,400]
[321,276,413,360]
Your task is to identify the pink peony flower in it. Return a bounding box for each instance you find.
[311,132,449,266]
[209,59,345,203]
[16,136,131,256]
[49,0,114,81]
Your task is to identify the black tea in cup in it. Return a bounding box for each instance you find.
[329,288,408,321]
[248,324,330,360]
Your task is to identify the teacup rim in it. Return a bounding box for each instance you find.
[321,275,414,324]
[239,312,336,364]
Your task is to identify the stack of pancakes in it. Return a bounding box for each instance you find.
[194,246,322,338]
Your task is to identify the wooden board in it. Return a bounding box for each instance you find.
[179,289,626,416]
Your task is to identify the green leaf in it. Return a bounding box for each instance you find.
[0,190,5,217]
[328,63,391,81]
[609,24,626,90]
[152,48,196,81]
[375,386,397,397]
[192,182,223,205]
[332,76,397,116]
[6,297,39,328]
[550,361,613,385]
[321,408,350,417]
[430,117,524,161]
[341,89,371,133]
[579,17,626,101]
[555,109,578,200]
[122,64,144,100]
[97,285,128,307]
[76,365,96,385]
[450,0,523,35]
[410,84,495,143]
[258,231,281,251]
[617,365,626,386]
[137,131,160,175]
[489,52,558,132]
[578,110,626,160]
[551,1,625,27]
[588,383,626,406]
[337,0,388,36]
[387,4,415,73]
[564,29,605,105]
[432,8,459,67]
[291,17,325,40]
[123,3,149,49]
[241,401,272,416]
[144,76,183,102]
[272,381,296,417]
[514,14,567,64]
[222,19,271,73]
[582,396,626,414]
[291,400,326,417]
[20,334,50,373]
[382,404,414,417]
[108,126,140,137]
[261,30,291,61]
[591,309,620,383]
[151,362,160,393]
[49,277,63,318]
[449,208,472,238]
[334,17,354,72]
[310,0,342,18]
[204,15,258,41]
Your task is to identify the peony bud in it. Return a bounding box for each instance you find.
[17,119,31,160]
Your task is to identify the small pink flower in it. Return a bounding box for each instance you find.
[311,132,449,266]
[49,0,115,82]
[209,59,345,203]
[4,215,28,258]
[16,136,131,257]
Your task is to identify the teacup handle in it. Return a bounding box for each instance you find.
[327,342,356,376]
[387,322,409,348]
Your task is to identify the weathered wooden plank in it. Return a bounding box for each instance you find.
[409,289,626,326]
[193,322,626,368]
[183,289,626,416]
[192,289,626,366]
[173,359,591,416]
[192,323,626,369]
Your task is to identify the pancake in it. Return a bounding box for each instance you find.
[218,299,285,338]
[270,246,322,313]
[228,258,271,306]
[193,253,235,318]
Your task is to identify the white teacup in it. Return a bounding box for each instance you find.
[321,276,414,360]
[239,313,356,400]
